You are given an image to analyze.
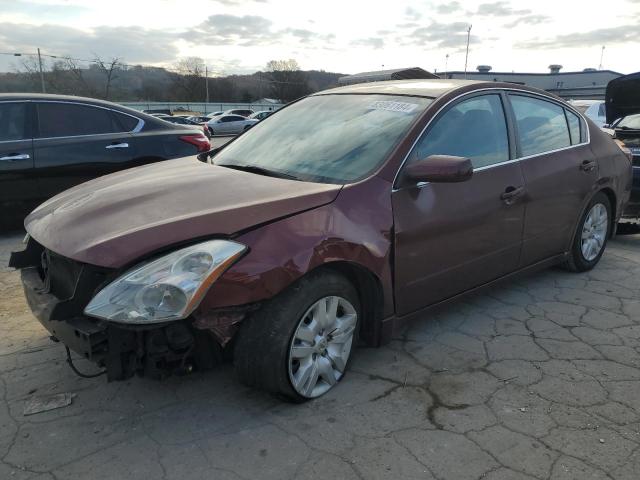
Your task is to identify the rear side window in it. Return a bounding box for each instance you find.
[37,103,115,138]
[0,102,29,141]
[510,95,570,156]
[565,110,582,145]
[112,112,139,132]
[411,94,509,169]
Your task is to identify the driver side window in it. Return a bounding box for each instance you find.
[409,94,509,169]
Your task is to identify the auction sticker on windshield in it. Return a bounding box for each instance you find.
[368,101,419,114]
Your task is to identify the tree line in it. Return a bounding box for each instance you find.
[0,56,343,103]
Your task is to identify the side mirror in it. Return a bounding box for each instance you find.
[404,155,473,184]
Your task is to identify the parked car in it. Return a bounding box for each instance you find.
[0,94,211,227]
[158,115,211,138]
[582,100,606,128]
[11,80,631,401]
[223,108,254,117]
[186,115,213,124]
[206,114,258,135]
[605,72,640,221]
[142,108,172,116]
[249,111,273,121]
[206,111,224,118]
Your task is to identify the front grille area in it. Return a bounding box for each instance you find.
[43,249,84,300]
[13,237,115,320]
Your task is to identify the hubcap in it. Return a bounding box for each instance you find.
[288,296,357,398]
[581,203,608,261]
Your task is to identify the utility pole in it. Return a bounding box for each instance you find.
[598,46,605,70]
[464,25,472,78]
[205,66,209,112]
[37,48,46,93]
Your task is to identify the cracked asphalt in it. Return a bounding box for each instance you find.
[1,230,640,480]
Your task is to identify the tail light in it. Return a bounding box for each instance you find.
[180,133,211,153]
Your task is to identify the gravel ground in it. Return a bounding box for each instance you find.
[1,231,640,480]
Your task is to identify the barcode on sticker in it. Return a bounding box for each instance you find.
[368,101,418,113]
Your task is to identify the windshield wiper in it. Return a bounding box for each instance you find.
[217,163,301,181]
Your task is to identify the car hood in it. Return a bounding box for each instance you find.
[25,158,342,268]
[606,72,640,124]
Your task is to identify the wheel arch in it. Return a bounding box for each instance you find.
[309,261,386,347]
[599,187,617,236]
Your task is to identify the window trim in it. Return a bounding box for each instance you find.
[0,100,33,143]
[393,87,590,190]
[403,91,513,172]
[32,100,144,141]
[505,92,580,159]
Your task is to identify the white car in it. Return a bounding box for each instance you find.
[570,100,606,128]
[206,111,224,118]
[207,114,259,135]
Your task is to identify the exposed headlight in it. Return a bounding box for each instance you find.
[84,240,246,324]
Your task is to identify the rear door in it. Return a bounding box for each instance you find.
[0,100,36,220]
[33,101,136,198]
[393,92,526,315]
[505,93,596,266]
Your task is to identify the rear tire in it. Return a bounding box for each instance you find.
[562,192,611,272]
[234,270,360,402]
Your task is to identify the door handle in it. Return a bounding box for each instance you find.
[0,153,30,161]
[501,185,525,205]
[580,160,597,172]
[105,142,129,149]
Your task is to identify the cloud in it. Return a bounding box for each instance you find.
[405,7,422,20]
[400,21,474,50]
[476,1,530,16]
[0,23,179,64]
[187,14,333,47]
[517,25,638,49]
[504,14,550,28]
[435,1,462,14]
[350,37,384,49]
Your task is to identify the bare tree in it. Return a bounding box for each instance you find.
[265,59,310,103]
[93,56,122,100]
[171,57,206,101]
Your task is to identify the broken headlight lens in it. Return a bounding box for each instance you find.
[84,240,246,324]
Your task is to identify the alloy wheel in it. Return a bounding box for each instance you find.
[288,296,357,398]
[581,203,608,261]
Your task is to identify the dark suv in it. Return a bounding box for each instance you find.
[0,94,210,228]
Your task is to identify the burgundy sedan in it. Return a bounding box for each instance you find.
[11,80,632,401]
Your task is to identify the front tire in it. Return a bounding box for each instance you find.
[562,192,611,272]
[234,271,360,402]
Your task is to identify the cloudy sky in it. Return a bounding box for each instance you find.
[0,0,638,75]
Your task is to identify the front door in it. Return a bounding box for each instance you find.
[393,92,526,315]
[33,101,135,199]
[0,101,36,226]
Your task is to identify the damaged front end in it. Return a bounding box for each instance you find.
[10,237,254,381]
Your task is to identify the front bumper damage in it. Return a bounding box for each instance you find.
[10,239,249,381]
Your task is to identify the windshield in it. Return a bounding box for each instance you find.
[617,114,640,130]
[213,94,432,183]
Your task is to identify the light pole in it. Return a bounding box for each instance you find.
[463,25,472,79]
[598,46,605,70]
[445,54,449,78]
[37,48,45,93]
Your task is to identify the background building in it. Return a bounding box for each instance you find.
[442,65,622,99]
